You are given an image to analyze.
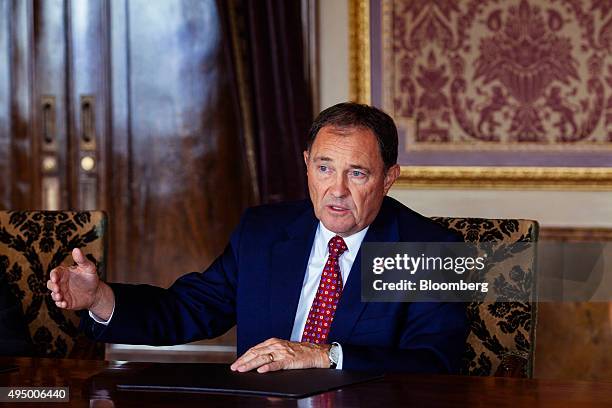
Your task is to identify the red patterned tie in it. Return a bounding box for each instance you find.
[301,235,348,344]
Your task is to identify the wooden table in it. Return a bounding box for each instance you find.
[1,357,611,407]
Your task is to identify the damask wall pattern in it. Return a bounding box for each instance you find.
[383,0,612,154]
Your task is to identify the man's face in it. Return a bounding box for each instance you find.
[304,126,400,237]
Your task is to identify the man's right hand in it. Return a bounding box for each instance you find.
[46,248,114,321]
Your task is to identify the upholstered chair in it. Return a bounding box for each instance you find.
[431,217,539,378]
[0,211,107,359]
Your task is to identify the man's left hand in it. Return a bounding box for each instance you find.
[230,338,331,373]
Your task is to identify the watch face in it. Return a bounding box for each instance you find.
[329,344,340,364]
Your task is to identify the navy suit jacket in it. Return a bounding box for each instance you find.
[82,196,468,373]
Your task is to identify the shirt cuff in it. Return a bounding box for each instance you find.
[335,343,343,370]
[88,303,115,326]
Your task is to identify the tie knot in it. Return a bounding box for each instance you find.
[328,235,348,258]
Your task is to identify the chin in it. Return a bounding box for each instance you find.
[320,218,353,235]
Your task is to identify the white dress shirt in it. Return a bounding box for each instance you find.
[289,222,369,368]
[91,222,369,369]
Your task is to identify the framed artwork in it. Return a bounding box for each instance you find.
[349,0,612,189]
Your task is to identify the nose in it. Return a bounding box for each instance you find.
[330,173,349,198]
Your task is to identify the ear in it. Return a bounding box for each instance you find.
[383,164,400,194]
[303,150,309,168]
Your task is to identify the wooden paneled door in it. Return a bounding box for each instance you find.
[0,0,106,212]
[0,0,251,357]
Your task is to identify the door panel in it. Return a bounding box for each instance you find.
[1,0,249,355]
[67,0,109,211]
[5,0,36,208]
[116,0,248,286]
[33,0,69,210]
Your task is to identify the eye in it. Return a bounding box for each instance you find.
[350,170,365,178]
[318,165,331,173]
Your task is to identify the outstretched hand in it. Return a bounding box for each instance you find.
[46,248,113,319]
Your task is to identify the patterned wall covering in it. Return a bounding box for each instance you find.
[380,0,612,165]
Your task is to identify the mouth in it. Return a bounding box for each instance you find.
[326,204,351,214]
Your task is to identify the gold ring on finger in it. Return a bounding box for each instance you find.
[268,353,274,362]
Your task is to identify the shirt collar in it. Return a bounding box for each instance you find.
[317,222,369,259]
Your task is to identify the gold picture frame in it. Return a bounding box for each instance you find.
[348,0,612,190]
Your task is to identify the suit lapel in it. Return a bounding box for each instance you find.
[328,201,399,343]
[268,207,318,340]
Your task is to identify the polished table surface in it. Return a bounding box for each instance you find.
[1,357,612,407]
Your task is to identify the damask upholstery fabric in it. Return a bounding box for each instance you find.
[0,211,107,359]
[431,217,539,377]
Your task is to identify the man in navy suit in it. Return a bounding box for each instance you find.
[47,103,467,373]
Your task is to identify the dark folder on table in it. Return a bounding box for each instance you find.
[116,363,383,398]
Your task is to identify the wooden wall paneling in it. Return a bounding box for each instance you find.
[535,227,612,381]
[122,0,249,288]
[10,0,35,209]
[67,0,110,211]
[3,0,250,357]
[536,302,612,381]
[104,0,249,355]
[540,227,612,242]
[33,0,68,210]
[0,0,10,208]
[107,0,130,283]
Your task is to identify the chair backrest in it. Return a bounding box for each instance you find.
[0,211,107,359]
[431,217,539,378]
